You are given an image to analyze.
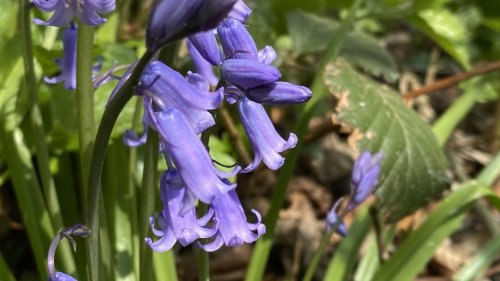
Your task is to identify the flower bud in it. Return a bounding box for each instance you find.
[221,59,281,89]
[246,82,312,105]
[147,0,236,51]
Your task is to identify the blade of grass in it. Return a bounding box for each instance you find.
[353,226,396,281]
[432,87,476,146]
[0,127,53,278]
[20,1,75,274]
[371,181,496,281]
[452,233,500,281]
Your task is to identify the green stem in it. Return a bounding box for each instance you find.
[244,1,363,280]
[477,152,500,186]
[85,50,154,281]
[128,97,143,280]
[139,129,159,281]
[432,89,476,146]
[302,209,349,281]
[76,24,97,189]
[20,0,75,274]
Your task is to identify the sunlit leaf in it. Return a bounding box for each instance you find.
[324,60,449,222]
[410,8,470,68]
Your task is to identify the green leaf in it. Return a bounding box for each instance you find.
[324,207,372,281]
[0,0,18,46]
[287,11,399,81]
[0,252,15,281]
[324,60,449,222]
[452,234,500,281]
[354,226,396,281]
[410,8,470,68]
[371,181,496,281]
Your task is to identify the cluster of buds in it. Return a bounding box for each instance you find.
[326,151,384,236]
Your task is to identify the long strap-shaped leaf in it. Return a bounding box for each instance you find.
[371,181,499,281]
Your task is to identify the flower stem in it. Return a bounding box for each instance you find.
[20,0,75,275]
[85,50,154,281]
[139,128,160,281]
[244,1,364,280]
[76,24,97,189]
[302,209,349,281]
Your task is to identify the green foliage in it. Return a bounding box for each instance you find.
[287,10,399,82]
[410,8,470,68]
[453,234,500,281]
[372,181,499,281]
[324,60,450,222]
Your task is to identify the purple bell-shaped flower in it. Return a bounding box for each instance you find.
[146,0,236,51]
[140,60,222,134]
[238,97,297,172]
[145,169,217,251]
[146,105,239,204]
[198,189,265,252]
[33,0,115,26]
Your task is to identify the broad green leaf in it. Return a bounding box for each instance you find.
[287,11,399,82]
[324,207,372,281]
[453,234,500,281]
[371,181,496,281]
[324,60,449,222]
[410,8,470,68]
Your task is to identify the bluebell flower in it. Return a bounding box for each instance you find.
[33,0,115,26]
[238,97,297,172]
[325,199,348,236]
[221,59,281,89]
[47,224,90,281]
[188,30,222,66]
[218,18,258,60]
[49,272,77,281]
[227,0,251,22]
[140,60,222,134]
[246,82,312,105]
[145,169,217,252]
[147,0,237,51]
[187,41,220,86]
[198,189,265,252]
[44,24,102,90]
[146,105,240,204]
[348,151,383,210]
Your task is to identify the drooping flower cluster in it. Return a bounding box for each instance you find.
[136,1,312,252]
[325,151,384,235]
